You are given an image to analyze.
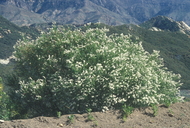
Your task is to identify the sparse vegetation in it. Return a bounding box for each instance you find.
[86,108,95,121]
[67,114,75,125]
[86,108,98,127]
[151,104,158,117]
[168,108,174,115]
[56,111,61,118]
[121,104,134,121]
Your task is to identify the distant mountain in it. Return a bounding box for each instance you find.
[1,0,190,26]
[0,4,47,26]
[140,16,190,35]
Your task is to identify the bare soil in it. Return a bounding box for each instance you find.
[1,91,190,128]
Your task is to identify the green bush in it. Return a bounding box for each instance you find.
[0,77,18,120]
[11,25,183,117]
[0,77,10,120]
[0,91,10,120]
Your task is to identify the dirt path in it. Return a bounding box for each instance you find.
[0,90,190,128]
[0,101,190,128]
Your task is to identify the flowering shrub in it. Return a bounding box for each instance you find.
[12,25,183,116]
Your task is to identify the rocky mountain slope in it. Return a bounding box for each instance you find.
[1,0,190,26]
[0,4,46,26]
[140,16,190,35]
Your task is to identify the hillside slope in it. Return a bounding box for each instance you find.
[0,15,39,59]
[0,15,39,77]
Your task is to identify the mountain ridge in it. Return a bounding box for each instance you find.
[0,4,47,26]
[1,0,190,26]
[140,16,190,35]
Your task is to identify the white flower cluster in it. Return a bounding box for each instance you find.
[14,26,183,114]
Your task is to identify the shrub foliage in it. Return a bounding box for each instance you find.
[0,77,18,120]
[10,25,182,117]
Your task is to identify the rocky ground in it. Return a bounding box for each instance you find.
[0,90,190,128]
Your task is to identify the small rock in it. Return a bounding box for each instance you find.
[0,120,5,123]
[149,120,153,123]
[168,113,174,117]
[57,123,64,127]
